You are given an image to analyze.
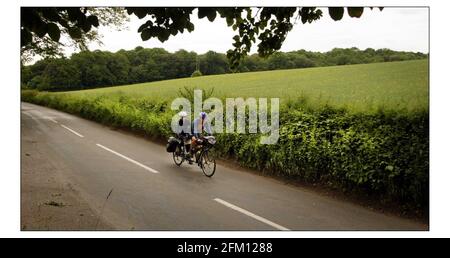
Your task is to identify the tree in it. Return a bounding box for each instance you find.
[104,52,130,85]
[199,51,229,75]
[39,58,81,90]
[191,70,202,77]
[129,65,148,83]
[28,75,46,89]
[267,52,290,70]
[238,55,260,72]
[172,49,197,78]
[71,51,115,88]
[29,59,53,78]
[21,65,32,88]
[21,7,128,63]
[21,7,381,69]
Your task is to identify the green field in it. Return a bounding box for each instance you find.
[65,59,429,112]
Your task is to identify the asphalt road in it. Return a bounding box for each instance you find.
[21,102,427,230]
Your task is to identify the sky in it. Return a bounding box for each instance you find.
[63,7,429,57]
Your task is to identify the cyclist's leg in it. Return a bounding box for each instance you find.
[184,135,191,153]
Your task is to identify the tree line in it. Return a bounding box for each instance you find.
[21,47,428,91]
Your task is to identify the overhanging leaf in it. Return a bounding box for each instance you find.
[47,23,60,42]
[87,15,99,27]
[141,28,151,41]
[21,28,32,46]
[328,7,344,21]
[198,8,208,19]
[347,7,364,18]
[33,22,48,37]
[68,27,82,39]
[206,10,217,22]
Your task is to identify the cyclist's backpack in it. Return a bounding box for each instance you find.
[166,137,179,152]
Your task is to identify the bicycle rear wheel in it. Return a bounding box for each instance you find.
[173,145,184,166]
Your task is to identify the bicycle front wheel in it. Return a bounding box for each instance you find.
[200,150,216,177]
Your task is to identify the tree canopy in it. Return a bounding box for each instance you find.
[21,7,382,69]
[20,7,128,64]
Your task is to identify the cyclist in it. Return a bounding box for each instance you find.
[177,111,191,156]
[190,112,212,159]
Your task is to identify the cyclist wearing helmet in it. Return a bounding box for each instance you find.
[190,112,212,158]
[192,112,212,137]
[178,111,189,135]
[177,111,191,155]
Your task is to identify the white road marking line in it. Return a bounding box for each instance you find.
[96,143,159,174]
[23,112,35,119]
[46,117,58,124]
[60,124,84,138]
[214,198,290,231]
[23,111,58,124]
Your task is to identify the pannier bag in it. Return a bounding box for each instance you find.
[166,137,179,152]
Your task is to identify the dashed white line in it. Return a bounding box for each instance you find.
[23,112,35,119]
[214,198,290,231]
[46,117,58,124]
[60,124,84,138]
[96,143,159,174]
[23,112,58,124]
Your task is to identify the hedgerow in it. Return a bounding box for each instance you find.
[22,90,428,212]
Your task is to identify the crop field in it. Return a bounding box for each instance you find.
[64,59,429,112]
[22,59,429,213]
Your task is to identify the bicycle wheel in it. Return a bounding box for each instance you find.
[173,145,184,166]
[200,150,216,177]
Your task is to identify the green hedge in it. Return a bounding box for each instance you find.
[22,90,429,212]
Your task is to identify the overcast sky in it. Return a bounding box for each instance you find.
[64,7,428,57]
